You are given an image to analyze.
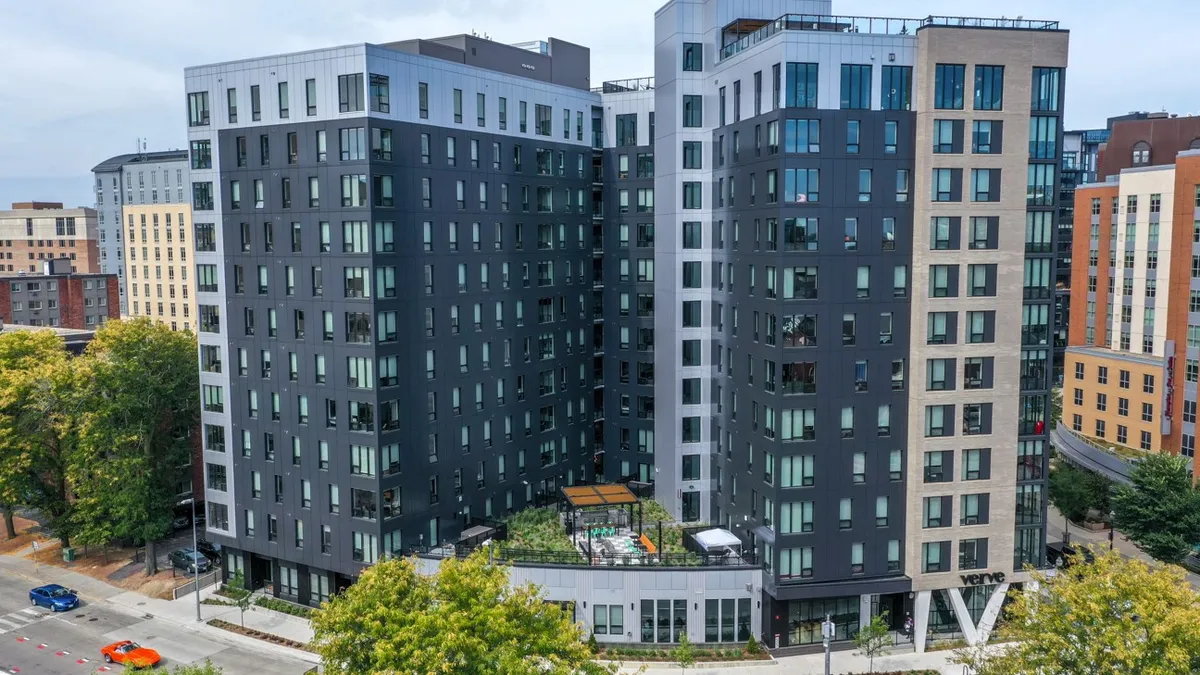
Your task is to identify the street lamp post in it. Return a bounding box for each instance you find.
[1109,510,1116,552]
[186,497,201,622]
[822,614,834,675]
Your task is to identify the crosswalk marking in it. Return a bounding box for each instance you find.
[0,607,50,634]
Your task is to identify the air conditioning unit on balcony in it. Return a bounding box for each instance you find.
[964,516,979,525]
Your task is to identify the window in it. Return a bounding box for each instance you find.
[187,92,210,126]
[785,119,820,154]
[190,140,211,170]
[784,168,819,203]
[884,121,898,154]
[277,81,289,118]
[971,169,996,202]
[306,78,316,116]
[785,63,818,108]
[682,95,702,127]
[858,170,872,202]
[1029,116,1058,158]
[1032,67,1062,112]
[682,42,702,71]
[972,120,998,154]
[337,73,364,113]
[931,168,957,202]
[369,74,389,113]
[839,64,871,110]
[934,64,965,109]
[973,65,1004,110]
[615,114,637,146]
[881,65,912,110]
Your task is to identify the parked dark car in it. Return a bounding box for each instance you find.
[169,548,211,574]
[196,538,222,563]
[1047,543,1095,568]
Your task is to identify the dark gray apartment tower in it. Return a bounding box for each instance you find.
[188,38,602,604]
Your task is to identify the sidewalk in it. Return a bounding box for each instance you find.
[617,645,971,674]
[0,548,318,664]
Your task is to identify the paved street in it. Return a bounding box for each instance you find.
[1045,504,1200,589]
[0,565,312,675]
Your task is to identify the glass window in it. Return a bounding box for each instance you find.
[934,64,965,110]
[839,64,871,110]
[973,65,1004,110]
[785,63,818,109]
[881,65,912,111]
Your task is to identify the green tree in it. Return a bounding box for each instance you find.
[0,333,82,547]
[311,551,617,675]
[1049,461,1111,523]
[0,329,71,539]
[169,659,223,675]
[1112,452,1200,562]
[227,569,252,627]
[953,548,1200,675]
[673,632,695,673]
[853,612,890,673]
[73,319,199,575]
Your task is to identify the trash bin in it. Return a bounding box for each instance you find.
[62,547,75,563]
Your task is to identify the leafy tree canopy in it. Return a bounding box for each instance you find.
[958,548,1200,675]
[1112,453,1200,562]
[1049,461,1111,523]
[312,551,616,675]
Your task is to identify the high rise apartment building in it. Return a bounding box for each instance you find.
[92,150,191,314]
[0,202,100,275]
[122,203,197,332]
[189,0,1067,650]
[188,35,599,598]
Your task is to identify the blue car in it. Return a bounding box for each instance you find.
[29,584,79,611]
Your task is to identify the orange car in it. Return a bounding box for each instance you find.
[100,640,161,668]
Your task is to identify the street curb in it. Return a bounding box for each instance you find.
[0,556,320,665]
[599,659,776,670]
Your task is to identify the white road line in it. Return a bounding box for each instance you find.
[20,607,43,615]
[0,617,20,630]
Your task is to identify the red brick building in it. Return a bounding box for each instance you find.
[0,259,119,329]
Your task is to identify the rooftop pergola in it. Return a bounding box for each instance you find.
[561,485,638,508]
[561,485,649,550]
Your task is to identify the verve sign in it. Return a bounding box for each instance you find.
[960,571,1006,586]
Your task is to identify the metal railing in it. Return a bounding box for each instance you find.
[720,13,1059,60]
[172,570,220,600]
[591,77,655,94]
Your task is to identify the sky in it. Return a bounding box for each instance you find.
[1,0,1197,210]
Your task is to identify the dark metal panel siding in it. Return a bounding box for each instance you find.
[713,108,915,595]
[217,119,596,580]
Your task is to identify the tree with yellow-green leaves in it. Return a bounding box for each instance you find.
[311,551,619,675]
[0,329,80,544]
[953,548,1200,675]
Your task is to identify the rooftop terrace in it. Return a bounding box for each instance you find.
[592,76,654,94]
[720,14,1061,60]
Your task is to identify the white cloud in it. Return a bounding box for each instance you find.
[2,0,1200,207]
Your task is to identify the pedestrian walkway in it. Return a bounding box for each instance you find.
[0,550,318,664]
[616,645,972,674]
[0,605,52,634]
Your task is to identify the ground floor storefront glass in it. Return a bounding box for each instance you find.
[786,596,860,645]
